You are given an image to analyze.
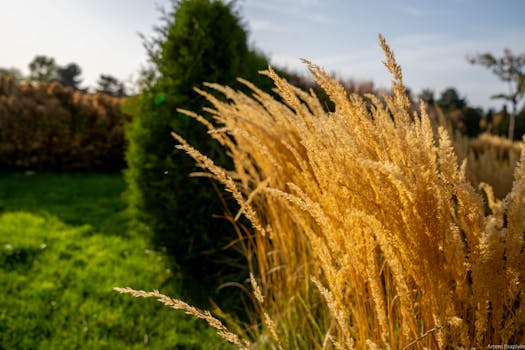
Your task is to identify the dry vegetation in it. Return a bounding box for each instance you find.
[0,77,128,170]
[453,132,523,199]
[117,35,525,348]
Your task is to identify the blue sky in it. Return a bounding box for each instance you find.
[1,0,524,110]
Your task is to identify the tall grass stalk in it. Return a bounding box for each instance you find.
[117,35,525,348]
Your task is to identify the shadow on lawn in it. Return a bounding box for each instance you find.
[0,172,128,236]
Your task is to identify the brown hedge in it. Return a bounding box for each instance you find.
[0,77,130,171]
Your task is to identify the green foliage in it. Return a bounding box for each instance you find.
[97,74,126,97]
[437,87,466,111]
[460,106,484,137]
[125,0,273,303]
[0,172,232,349]
[419,88,435,105]
[28,55,58,83]
[424,87,483,138]
[28,55,84,90]
[0,172,128,234]
[488,105,525,139]
[0,67,23,81]
[57,63,83,90]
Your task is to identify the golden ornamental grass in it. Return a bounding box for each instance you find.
[452,132,523,199]
[117,35,525,349]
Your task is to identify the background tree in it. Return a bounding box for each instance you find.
[461,106,484,137]
[437,87,466,111]
[468,49,525,139]
[57,63,83,90]
[419,88,435,105]
[28,55,58,82]
[96,74,126,96]
[28,56,84,90]
[431,87,482,137]
[124,0,273,306]
[0,67,23,80]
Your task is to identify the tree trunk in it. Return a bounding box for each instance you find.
[508,101,517,140]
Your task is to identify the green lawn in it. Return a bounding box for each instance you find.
[0,172,231,349]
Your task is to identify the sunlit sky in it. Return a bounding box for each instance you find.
[1,0,524,110]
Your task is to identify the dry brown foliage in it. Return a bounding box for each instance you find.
[0,77,129,170]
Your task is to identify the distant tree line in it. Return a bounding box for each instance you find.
[468,49,525,140]
[2,50,523,140]
[417,49,525,141]
[418,84,525,140]
[0,55,127,97]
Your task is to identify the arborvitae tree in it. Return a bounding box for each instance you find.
[125,0,271,305]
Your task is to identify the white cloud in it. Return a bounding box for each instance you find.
[249,19,291,33]
[299,0,322,5]
[405,6,422,16]
[246,0,333,24]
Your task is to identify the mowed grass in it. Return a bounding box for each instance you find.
[0,172,231,349]
[0,173,128,235]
